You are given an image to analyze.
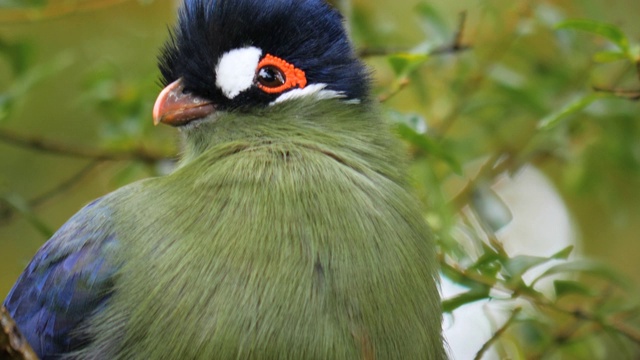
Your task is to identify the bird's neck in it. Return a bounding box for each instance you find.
[175,99,405,183]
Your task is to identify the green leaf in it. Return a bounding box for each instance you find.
[503,245,573,281]
[537,93,605,131]
[442,286,491,313]
[556,19,630,54]
[533,260,632,288]
[551,245,574,260]
[554,280,594,298]
[503,254,549,279]
[469,245,503,274]
[441,261,497,290]
[387,53,429,78]
[0,39,33,76]
[593,50,629,63]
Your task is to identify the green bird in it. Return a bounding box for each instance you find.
[4,0,445,358]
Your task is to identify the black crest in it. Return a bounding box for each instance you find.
[158,0,370,110]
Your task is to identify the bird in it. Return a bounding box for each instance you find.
[3,0,445,359]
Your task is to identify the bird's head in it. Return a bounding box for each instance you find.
[153,0,369,128]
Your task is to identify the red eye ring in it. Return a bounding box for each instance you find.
[256,54,307,94]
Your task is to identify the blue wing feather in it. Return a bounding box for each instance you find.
[3,198,119,359]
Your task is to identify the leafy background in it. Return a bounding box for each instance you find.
[1,0,639,358]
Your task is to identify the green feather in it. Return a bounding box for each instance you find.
[76,99,445,359]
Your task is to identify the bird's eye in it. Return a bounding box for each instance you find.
[256,54,307,94]
[257,66,286,89]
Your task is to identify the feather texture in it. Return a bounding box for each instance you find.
[4,0,445,357]
[74,99,444,359]
[159,0,369,110]
[4,200,118,359]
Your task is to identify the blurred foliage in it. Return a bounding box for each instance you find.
[1,0,640,358]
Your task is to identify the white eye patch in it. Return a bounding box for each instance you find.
[215,46,263,99]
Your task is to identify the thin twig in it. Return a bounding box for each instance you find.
[0,161,100,226]
[474,307,522,360]
[431,11,470,56]
[378,78,410,103]
[449,153,509,211]
[592,86,640,101]
[30,161,100,207]
[524,289,640,345]
[0,128,170,164]
[358,11,471,58]
[442,258,640,347]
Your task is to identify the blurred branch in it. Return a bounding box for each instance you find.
[536,287,616,358]
[1,306,38,360]
[358,46,406,58]
[474,307,522,360]
[449,153,510,211]
[433,11,469,56]
[373,11,470,104]
[592,86,640,101]
[0,0,134,24]
[443,258,640,348]
[0,128,170,164]
[378,78,410,103]
[0,193,53,237]
[358,11,471,58]
[0,161,98,227]
[534,296,640,346]
[31,161,99,207]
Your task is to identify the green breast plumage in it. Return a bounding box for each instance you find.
[78,101,444,359]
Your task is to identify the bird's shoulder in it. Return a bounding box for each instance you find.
[3,195,120,357]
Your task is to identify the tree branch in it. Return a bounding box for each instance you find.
[442,259,640,348]
[0,161,100,227]
[31,161,100,207]
[592,86,640,101]
[1,306,38,360]
[378,78,410,103]
[432,11,470,56]
[448,153,510,211]
[357,11,471,58]
[474,307,522,360]
[0,128,170,164]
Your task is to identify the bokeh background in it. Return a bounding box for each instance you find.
[1,0,639,358]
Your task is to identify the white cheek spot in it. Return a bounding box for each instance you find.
[215,47,263,99]
[270,83,353,105]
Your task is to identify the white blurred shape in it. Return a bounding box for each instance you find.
[442,166,578,359]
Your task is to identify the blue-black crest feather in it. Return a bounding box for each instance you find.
[158,0,369,109]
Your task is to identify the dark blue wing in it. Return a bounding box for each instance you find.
[3,198,119,359]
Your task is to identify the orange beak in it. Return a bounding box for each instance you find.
[152,78,215,127]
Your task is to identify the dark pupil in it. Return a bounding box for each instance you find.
[257,66,285,88]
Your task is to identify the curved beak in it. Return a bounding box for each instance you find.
[152,78,215,127]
